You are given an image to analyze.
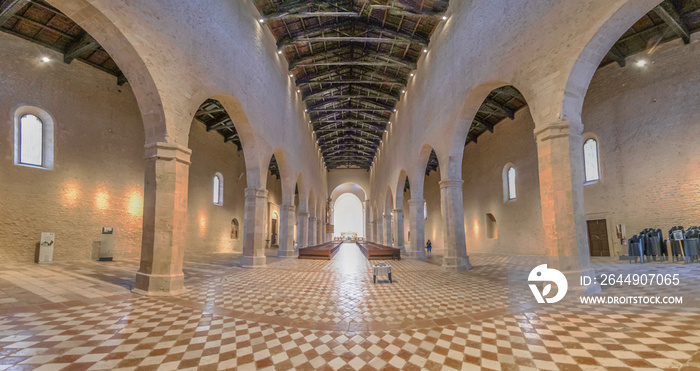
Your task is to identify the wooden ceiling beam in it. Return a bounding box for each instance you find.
[606,45,627,67]
[63,32,100,64]
[482,97,515,119]
[307,97,394,111]
[290,47,416,69]
[280,36,419,49]
[654,3,690,44]
[0,0,29,26]
[305,94,398,102]
[293,60,410,68]
[298,80,405,86]
[309,108,394,113]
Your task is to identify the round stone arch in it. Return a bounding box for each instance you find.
[47,0,169,145]
[559,0,662,124]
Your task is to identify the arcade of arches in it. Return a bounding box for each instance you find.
[1,0,700,370]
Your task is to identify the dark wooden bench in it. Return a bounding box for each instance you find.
[357,242,401,260]
[298,241,342,260]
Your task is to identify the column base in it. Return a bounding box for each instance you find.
[132,271,186,296]
[277,250,298,258]
[404,250,426,259]
[240,255,266,268]
[442,256,472,270]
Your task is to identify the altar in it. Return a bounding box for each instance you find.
[340,232,357,242]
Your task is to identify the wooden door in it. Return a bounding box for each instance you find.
[271,219,278,245]
[587,219,610,256]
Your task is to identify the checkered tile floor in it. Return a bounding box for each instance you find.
[1,244,700,370]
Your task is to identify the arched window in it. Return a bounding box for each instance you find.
[583,138,600,183]
[14,107,54,169]
[213,173,224,206]
[504,166,516,200]
[423,202,428,220]
[19,114,43,166]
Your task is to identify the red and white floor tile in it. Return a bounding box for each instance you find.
[1,245,699,370]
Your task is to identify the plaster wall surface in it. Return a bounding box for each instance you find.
[185,121,247,255]
[369,0,659,209]
[581,39,700,255]
[423,170,445,254]
[47,0,327,201]
[328,170,370,199]
[0,33,274,262]
[0,32,144,262]
[461,109,545,255]
[454,39,700,257]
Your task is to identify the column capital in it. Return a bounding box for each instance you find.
[244,188,268,198]
[408,199,425,206]
[298,211,309,217]
[309,216,316,221]
[281,204,296,212]
[438,179,464,189]
[533,119,584,142]
[384,214,392,219]
[393,209,403,213]
[144,142,192,165]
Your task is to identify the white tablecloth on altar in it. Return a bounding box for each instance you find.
[373,264,391,276]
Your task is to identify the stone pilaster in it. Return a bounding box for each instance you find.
[407,199,426,258]
[364,200,371,241]
[240,188,268,268]
[439,179,471,270]
[318,218,324,243]
[376,213,384,245]
[277,204,296,258]
[393,209,405,253]
[134,142,191,296]
[297,212,309,250]
[370,220,376,242]
[384,213,393,246]
[534,119,599,295]
[308,216,316,246]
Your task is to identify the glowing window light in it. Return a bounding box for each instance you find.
[96,191,110,210]
[126,190,143,216]
[19,114,43,166]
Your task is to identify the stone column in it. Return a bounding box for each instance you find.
[393,209,405,253]
[534,119,599,294]
[240,188,268,268]
[277,204,296,258]
[134,143,191,296]
[364,200,371,241]
[439,179,472,270]
[376,213,384,245]
[316,218,326,244]
[370,220,376,242]
[308,216,316,246]
[297,212,308,250]
[384,213,393,246]
[407,199,426,258]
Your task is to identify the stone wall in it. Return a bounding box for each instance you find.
[424,170,445,254]
[458,39,700,257]
[581,39,700,255]
[0,32,144,262]
[185,121,247,256]
[0,33,267,262]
